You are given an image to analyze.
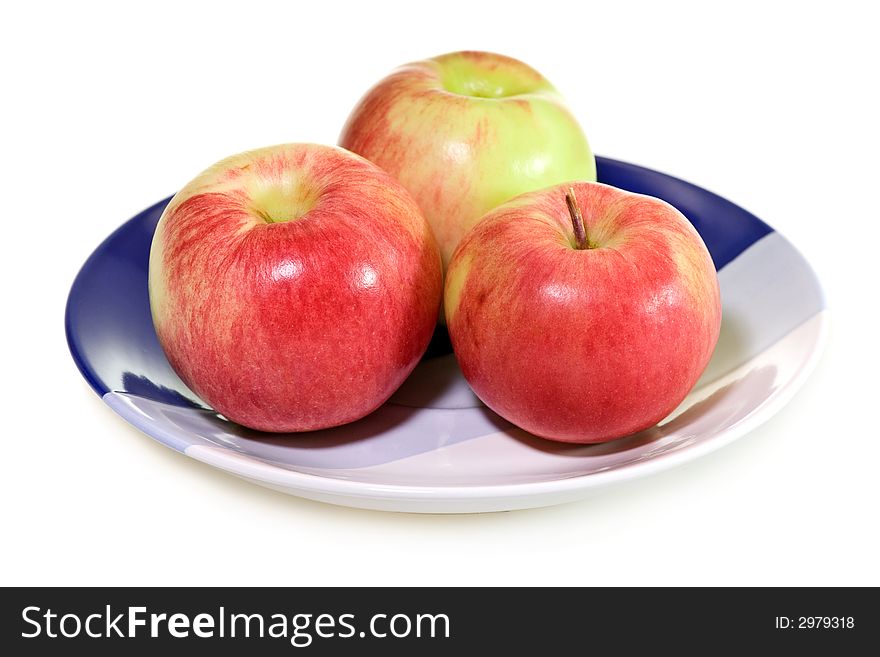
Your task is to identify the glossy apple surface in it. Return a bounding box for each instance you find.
[444,181,721,443]
[339,50,596,273]
[149,144,442,432]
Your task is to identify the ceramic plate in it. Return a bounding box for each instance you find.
[66,157,827,513]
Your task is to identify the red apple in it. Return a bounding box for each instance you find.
[444,182,721,443]
[339,51,595,276]
[148,144,442,432]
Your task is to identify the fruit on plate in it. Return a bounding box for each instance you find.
[339,50,596,276]
[444,181,721,443]
[148,143,442,432]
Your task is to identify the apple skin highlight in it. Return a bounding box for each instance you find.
[149,144,442,433]
[339,50,596,274]
[445,182,722,444]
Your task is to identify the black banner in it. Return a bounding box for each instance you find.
[1,587,875,654]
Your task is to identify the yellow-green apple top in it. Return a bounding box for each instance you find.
[339,50,596,275]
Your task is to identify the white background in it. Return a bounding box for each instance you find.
[2,0,877,586]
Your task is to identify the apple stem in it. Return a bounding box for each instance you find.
[565,187,590,250]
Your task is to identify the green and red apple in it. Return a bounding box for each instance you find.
[444,182,722,443]
[148,143,442,432]
[339,50,596,276]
